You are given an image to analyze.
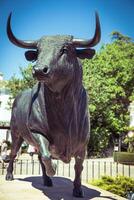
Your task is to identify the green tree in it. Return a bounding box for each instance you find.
[7,32,134,156]
[83,32,134,156]
[7,64,36,99]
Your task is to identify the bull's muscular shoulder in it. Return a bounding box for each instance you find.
[12,83,48,136]
[27,83,49,135]
[14,83,40,112]
[13,88,32,111]
[11,88,33,130]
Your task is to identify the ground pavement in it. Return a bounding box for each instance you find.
[0,175,126,200]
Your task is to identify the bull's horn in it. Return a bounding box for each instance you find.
[7,13,37,49]
[73,12,101,48]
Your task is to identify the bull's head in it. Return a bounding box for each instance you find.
[7,13,101,93]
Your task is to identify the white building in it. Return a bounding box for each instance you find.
[128,101,134,127]
[0,73,12,142]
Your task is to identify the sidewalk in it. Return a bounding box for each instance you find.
[0,175,126,200]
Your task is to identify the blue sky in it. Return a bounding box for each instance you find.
[0,0,134,80]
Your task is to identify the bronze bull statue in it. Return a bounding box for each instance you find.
[6,12,101,197]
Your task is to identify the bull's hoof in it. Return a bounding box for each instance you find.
[73,188,84,198]
[44,177,53,187]
[5,173,14,181]
[43,158,57,177]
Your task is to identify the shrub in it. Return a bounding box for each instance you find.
[113,152,134,164]
[90,175,134,198]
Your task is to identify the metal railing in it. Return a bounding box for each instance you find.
[1,159,134,182]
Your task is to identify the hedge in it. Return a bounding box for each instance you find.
[90,175,134,198]
[113,152,134,165]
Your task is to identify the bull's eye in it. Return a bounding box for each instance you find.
[62,47,68,54]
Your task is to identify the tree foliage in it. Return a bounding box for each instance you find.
[83,32,134,155]
[7,64,36,98]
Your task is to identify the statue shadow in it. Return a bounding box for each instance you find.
[18,176,117,200]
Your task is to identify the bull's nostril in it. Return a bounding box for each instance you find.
[33,66,39,72]
[32,66,37,75]
[43,67,49,74]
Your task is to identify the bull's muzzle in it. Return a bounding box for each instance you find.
[32,65,50,77]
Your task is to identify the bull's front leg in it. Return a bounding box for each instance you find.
[73,150,85,198]
[38,134,57,177]
[31,133,56,186]
[38,153,53,187]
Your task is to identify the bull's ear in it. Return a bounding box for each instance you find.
[76,49,95,59]
[25,50,38,61]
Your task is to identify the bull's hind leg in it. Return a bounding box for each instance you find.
[6,133,24,181]
[73,150,85,198]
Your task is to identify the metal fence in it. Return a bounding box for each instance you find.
[0,159,134,182]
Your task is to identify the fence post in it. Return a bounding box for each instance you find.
[116,162,118,176]
[122,164,124,176]
[68,163,71,177]
[110,162,112,176]
[92,161,94,180]
[104,161,106,175]
[26,160,28,175]
[86,160,89,183]
[32,160,34,175]
[2,164,4,175]
[38,162,41,175]
[98,161,100,179]
[20,160,22,175]
[128,165,131,177]
[14,160,17,175]
[57,160,59,175]
[62,163,65,176]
